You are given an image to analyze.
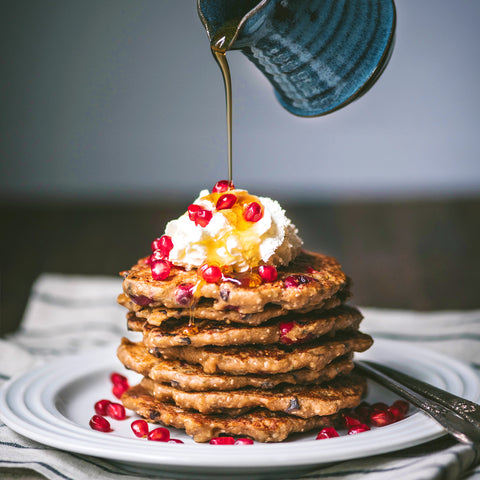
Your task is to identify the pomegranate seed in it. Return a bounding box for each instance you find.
[258,265,277,283]
[216,193,237,210]
[168,438,184,444]
[279,321,295,344]
[234,438,254,445]
[175,283,195,306]
[131,419,149,438]
[306,266,318,274]
[151,260,171,281]
[343,414,362,428]
[370,409,395,427]
[107,402,126,420]
[316,427,339,439]
[387,406,405,422]
[196,209,213,227]
[279,320,312,344]
[112,382,129,399]
[148,427,170,442]
[187,204,201,217]
[243,202,263,222]
[129,294,152,307]
[209,437,235,445]
[151,235,174,257]
[188,204,212,227]
[355,402,372,423]
[94,399,111,416]
[149,250,164,264]
[200,265,222,283]
[89,415,112,432]
[284,275,317,288]
[110,372,128,386]
[371,402,389,411]
[348,424,370,435]
[212,180,234,193]
[392,400,409,415]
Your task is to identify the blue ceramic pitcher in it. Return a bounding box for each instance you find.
[198,0,396,117]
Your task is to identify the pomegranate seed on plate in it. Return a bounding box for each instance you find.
[387,406,405,422]
[131,419,149,438]
[216,193,237,210]
[110,372,128,385]
[89,415,112,432]
[371,402,389,411]
[94,399,111,416]
[151,260,171,281]
[175,283,195,306]
[343,414,362,428]
[243,202,263,222]
[370,409,395,427]
[234,438,254,445]
[212,180,234,193]
[148,427,170,442]
[316,427,339,440]
[284,275,316,288]
[392,399,409,415]
[107,402,127,420]
[355,402,372,423]
[209,437,235,445]
[306,266,318,273]
[112,382,129,399]
[348,424,370,435]
[168,439,185,444]
[200,265,222,283]
[258,265,277,282]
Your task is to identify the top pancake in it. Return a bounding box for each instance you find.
[122,250,348,314]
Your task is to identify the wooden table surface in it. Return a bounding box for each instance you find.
[1,197,479,336]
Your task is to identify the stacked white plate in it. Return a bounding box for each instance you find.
[1,339,479,479]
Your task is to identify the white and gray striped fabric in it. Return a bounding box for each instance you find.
[1,274,479,480]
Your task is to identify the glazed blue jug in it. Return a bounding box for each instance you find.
[198,0,396,117]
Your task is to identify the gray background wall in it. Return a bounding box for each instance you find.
[1,0,479,202]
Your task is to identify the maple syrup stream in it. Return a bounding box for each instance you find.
[184,27,237,333]
[211,30,234,186]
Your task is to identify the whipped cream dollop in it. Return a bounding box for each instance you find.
[165,189,302,272]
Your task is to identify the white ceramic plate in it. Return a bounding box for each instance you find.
[1,339,479,479]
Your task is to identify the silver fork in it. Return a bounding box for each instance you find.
[354,360,480,444]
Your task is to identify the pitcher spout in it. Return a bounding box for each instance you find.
[197,0,272,51]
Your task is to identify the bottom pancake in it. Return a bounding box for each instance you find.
[140,374,366,418]
[122,384,342,442]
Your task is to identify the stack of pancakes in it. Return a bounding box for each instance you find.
[117,250,373,442]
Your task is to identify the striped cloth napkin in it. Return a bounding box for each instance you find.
[1,273,479,480]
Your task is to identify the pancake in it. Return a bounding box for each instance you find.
[140,374,366,418]
[122,384,340,442]
[150,331,373,375]
[121,250,348,314]
[117,338,355,391]
[134,305,363,348]
[118,283,351,326]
